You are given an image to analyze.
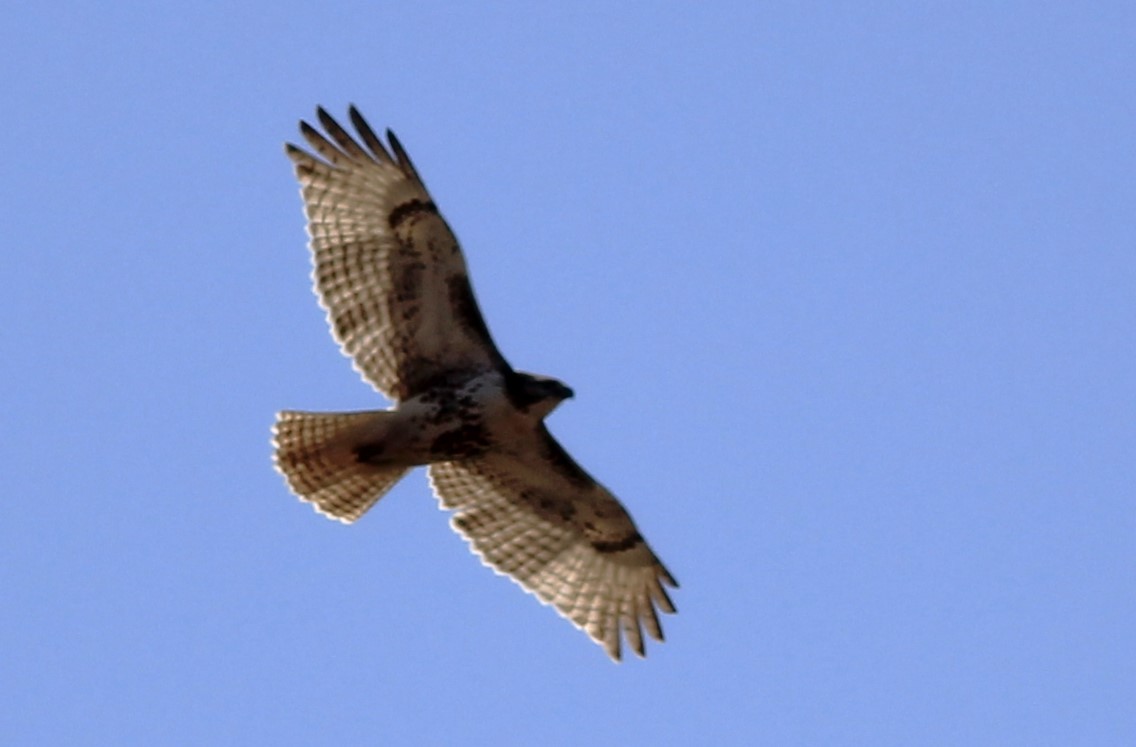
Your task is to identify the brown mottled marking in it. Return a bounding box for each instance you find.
[447,274,497,351]
[388,198,437,229]
[530,493,578,523]
[591,531,644,554]
[430,423,490,458]
[335,300,379,341]
[354,442,384,463]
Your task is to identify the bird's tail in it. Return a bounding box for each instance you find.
[272,410,412,523]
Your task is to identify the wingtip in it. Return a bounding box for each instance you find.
[315,106,338,133]
[313,106,343,142]
[384,128,422,182]
[386,128,403,152]
[347,106,391,163]
[298,119,320,140]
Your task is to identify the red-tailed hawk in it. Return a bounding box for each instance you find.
[273,107,677,660]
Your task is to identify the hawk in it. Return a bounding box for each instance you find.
[272,107,677,660]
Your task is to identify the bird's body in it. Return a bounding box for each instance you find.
[273,107,677,660]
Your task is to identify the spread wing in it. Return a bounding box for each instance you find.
[428,428,678,661]
[286,106,509,400]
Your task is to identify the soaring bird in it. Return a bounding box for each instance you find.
[273,107,677,660]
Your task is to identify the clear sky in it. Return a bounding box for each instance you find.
[3,2,1133,745]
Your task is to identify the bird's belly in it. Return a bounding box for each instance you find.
[390,378,504,463]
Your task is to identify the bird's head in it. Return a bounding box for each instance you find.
[510,372,574,420]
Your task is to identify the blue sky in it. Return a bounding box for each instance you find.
[3,2,1133,744]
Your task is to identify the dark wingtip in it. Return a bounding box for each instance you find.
[386,128,404,155]
[347,105,390,163]
[315,106,339,134]
[300,106,328,136]
[318,107,357,148]
[385,129,422,182]
[299,120,320,139]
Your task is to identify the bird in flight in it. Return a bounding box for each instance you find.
[273,107,677,660]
